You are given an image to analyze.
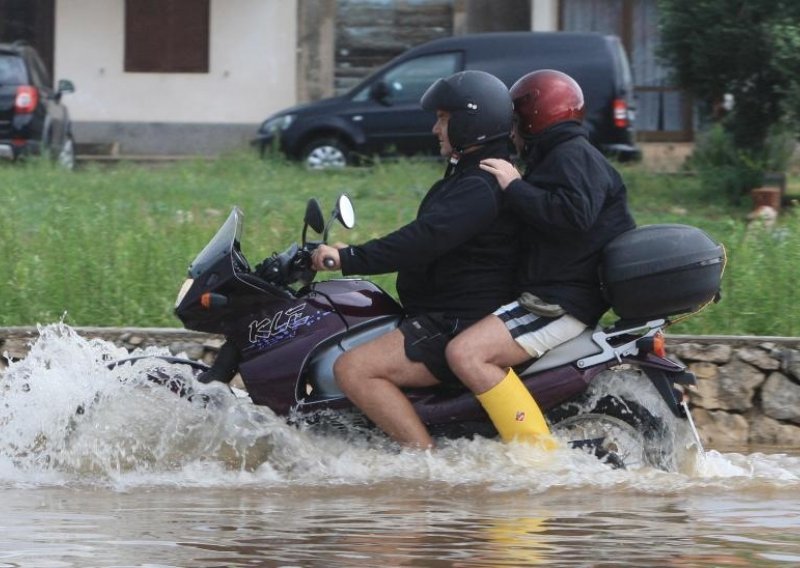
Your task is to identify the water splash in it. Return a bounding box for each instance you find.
[1,324,798,492]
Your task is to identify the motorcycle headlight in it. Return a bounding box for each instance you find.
[260,114,296,134]
[175,278,194,307]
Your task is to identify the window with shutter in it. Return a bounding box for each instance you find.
[124,0,209,73]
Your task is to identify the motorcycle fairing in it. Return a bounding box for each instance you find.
[299,315,402,405]
[235,292,348,412]
[236,279,404,414]
[176,209,295,334]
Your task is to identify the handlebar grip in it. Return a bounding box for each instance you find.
[323,257,336,269]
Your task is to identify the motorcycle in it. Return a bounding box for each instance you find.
[113,195,725,471]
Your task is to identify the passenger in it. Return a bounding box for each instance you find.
[310,70,521,449]
[445,70,636,447]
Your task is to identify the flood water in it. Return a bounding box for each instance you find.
[2,324,799,567]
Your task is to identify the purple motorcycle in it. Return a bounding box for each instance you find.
[117,195,725,471]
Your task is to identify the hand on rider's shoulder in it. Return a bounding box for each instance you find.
[480,158,521,190]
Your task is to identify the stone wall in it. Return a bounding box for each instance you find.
[668,336,800,447]
[2,327,799,447]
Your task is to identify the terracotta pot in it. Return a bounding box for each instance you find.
[751,186,781,211]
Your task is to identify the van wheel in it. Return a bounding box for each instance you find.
[302,137,349,169]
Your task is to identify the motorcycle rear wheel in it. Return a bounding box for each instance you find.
[553,413,647,470]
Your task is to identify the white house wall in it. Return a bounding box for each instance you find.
[53,0,298,154]
[531,0,559,31]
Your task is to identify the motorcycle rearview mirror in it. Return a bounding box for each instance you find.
[336,194,356,229]
[322,193,356,242]
[302,198,325,246]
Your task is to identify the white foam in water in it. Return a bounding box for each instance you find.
[1,323,799,492]
[696,449,800,482]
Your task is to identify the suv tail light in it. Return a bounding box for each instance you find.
[14,86,39,114]
[613,98,629,128]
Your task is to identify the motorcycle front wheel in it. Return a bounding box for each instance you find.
[107,355,223,406]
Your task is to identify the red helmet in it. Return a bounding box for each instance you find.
[510,69,585,136]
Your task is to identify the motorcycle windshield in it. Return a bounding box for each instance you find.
[188,207,243,278]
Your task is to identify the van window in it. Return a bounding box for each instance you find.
[353,52,460,104]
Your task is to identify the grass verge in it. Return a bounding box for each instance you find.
[1,153,797,336]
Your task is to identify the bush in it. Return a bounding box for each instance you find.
[688,125,763,204]
[688,125,796,204]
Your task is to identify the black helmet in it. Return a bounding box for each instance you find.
[420,70,512,151]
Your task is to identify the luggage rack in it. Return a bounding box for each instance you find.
[577,319,667,368]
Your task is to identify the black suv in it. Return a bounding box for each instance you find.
[0,41,76,168]
[254,32,640,168]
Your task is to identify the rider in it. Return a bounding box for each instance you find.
[310,70,521,449]
[445,69,636,447]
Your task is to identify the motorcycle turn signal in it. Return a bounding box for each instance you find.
[200,292,229,309]
[636,331,666,357]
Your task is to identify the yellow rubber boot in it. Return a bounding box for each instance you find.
[476,369,558,449]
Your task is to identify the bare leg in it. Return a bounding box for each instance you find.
[335,329,440,449]
[445,314,531,394]
[446,314,554,446]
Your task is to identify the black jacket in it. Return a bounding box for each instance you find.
[505,122,636,326]
[339,141,520,320]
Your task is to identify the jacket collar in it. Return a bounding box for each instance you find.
[445,139,511,177]
[521,122,587,170]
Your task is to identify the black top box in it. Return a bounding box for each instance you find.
[600,224,725,321]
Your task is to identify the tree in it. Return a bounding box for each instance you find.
[658,0,800,167]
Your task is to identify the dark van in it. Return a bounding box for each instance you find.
[254,32,640,168]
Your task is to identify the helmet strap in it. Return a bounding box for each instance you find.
[444,150,461,177]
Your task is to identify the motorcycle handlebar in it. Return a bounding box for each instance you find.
[323,257,336,269]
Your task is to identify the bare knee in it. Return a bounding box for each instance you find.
[446,332,482,378]
[334,350,359,391]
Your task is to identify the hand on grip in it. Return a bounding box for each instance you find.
[311,243,342,271]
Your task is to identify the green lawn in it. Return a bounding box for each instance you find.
[1,153,797,336]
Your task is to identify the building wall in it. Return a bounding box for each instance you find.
[334,0,453,94]
[530,0,558,31]
[297,0,336,103]
[46,0,679,155]
[331,0,533,95]
[53,0,298,154]
[454,0,531,34]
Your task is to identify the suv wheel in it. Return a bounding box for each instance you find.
[302,137,349,169]
[58,135,76,170]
